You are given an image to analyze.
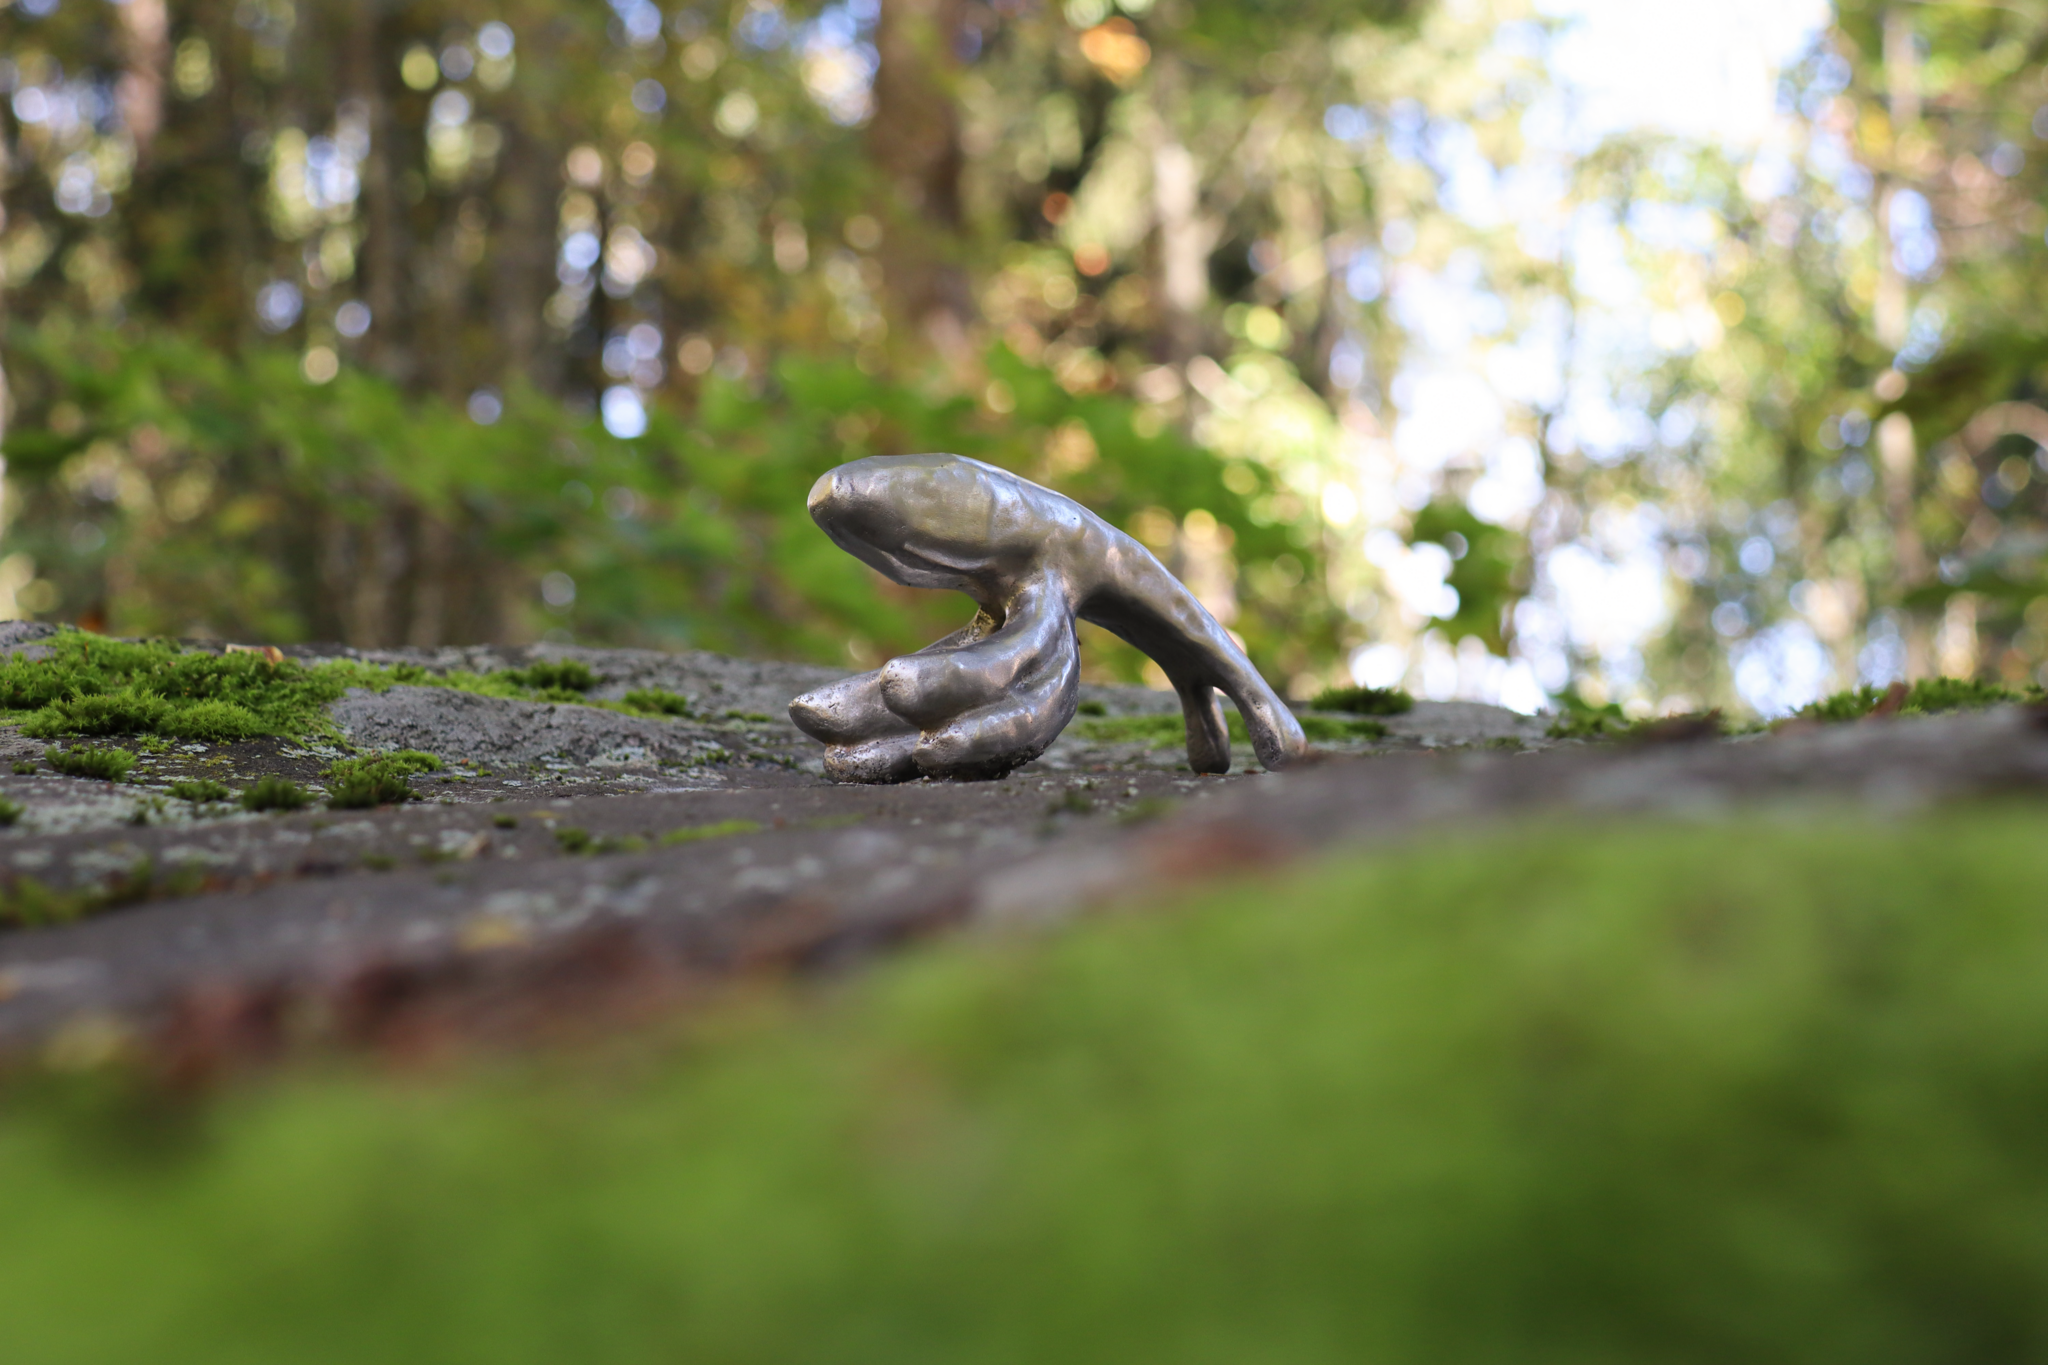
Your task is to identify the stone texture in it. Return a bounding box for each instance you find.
[329,685,752,771]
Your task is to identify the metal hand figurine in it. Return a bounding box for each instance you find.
[788,454,1308,782]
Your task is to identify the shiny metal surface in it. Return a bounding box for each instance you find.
[788,453,1308,783]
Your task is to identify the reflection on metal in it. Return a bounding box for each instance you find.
[789,454,1308,783]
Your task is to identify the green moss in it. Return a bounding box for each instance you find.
[1308,684,1415,715]
[496,660,599,694]
[0,796,20,827]
[1802,677,2044,723]
[43,746,136,782]
[619,688,695,718]
[0,632,367,743]
[24,692,260,742]
[1546,690,1631,739]
[1297,715,1388,743]
[166,779,231,804]
[11,761,36,775]
[0,877,91,929]
[554,827,649,856]
[0,859,162,930]
[1073,713,1187,746]
[1117,795,1180,824]
[7,809,2048,1357]
[1074,710,1381,747]
[19,690,170,738]
[658,819,762,845]
[0,630,740,748]
[1048,790,1094,816]
[1075,699,1109,717]
[238,777,310,813]
[492,814,519,830]
[323,763,416,811]
[160,699,265,742]
[322,751,443,810]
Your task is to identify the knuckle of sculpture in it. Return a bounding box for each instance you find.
[789,454,1308,784]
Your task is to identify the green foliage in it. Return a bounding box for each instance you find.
[1308,685,1415,715]
[1802,677,2042,722]
[0,0,1470,693]
[1,325,1327,687]
[658,820,765,846]
[0,796,20,828]
[42,746,135,783]
[238,778,311,814]
[620,690,695,718]
[11,761,36,775]
[1075,700,1109,717]
[1405,501,1529,655]
[166,780,232,805]
[6,810,2048,1356]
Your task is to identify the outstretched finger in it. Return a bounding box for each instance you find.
[789,670,916,745]
[823,732,921,784]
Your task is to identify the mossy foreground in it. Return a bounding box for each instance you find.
[5,808,2048,1362]
[0,628,702,748]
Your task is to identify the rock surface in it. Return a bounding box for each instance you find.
[3,635,2036,1066]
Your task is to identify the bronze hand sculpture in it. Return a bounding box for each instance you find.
[788,454,1307,782]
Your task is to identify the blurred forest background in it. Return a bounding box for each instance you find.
[0,0,2043,715]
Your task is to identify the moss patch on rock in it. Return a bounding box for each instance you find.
[1074,711,1386,748]
[1802,677,2044,723]
[0,629,711,752]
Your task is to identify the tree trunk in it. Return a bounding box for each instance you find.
[1878,5,1934,677]
[868,0,975,352]
[494,118,557,393]
[116,0,170,163]
[348,0,412,385]
[1143,62,1217,366]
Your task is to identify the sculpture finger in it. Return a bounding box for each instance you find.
[822,732,922,784]
[880,584,1067,729]
[912,630,1080,779]
[788,669,916,746]
[1177,680,1232,775]
[1078,535,1307,772]
[1219,686,1307,773]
